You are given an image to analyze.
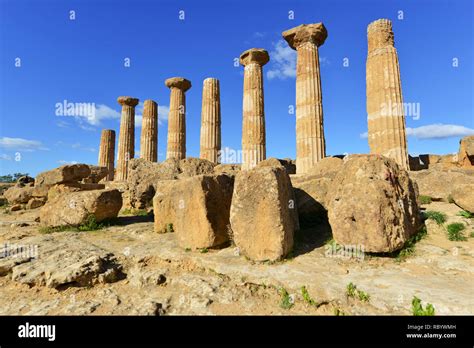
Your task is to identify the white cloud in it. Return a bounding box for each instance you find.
[0,137,49,151]
[360,123,474,140]
[0,154,12,160]
[58,160,78,165]
[266,40,330,80]
[267,40,296,80]
[87,104,121,125]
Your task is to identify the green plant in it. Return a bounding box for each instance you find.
[199,248,208,254]
[333,307,345,316]
[39,215,112,234]
[457,210,474,219]
[301,286,317,306]
[185,248,191,252]
[470,231,474,238]
[423,211,446,225]
[446,223,467,241]
[412,296,435,316]
[419,195,432,204]
[346,282,370,302]
[346,282,357,298]
[447,195,454,204]
[166,223,174,233]
[279,287,294,310]
[78,215,104,231]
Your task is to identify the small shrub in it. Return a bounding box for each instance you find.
[412,296,435,316]
[447,195,454,204]
[78,215,104,231]
[423,211,446,225]
[457,210,474,219]
[185,248,191,252]
[39,215,111,234]
[470,231,474,238]
[333,307,345,316]
[301,286,317,306]
[166,223,174,233]
[446,223,467,241]
[199,248,208,254]
[279,288,294,310]
[419,195,432,204]
[346,282,370,302]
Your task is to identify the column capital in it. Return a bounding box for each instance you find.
[282,23,328,49]
[239,48,269,67]
[165,77,192,91]
[143,99,157,108]
[117,96,139,107]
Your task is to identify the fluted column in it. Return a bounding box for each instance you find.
[98,129,115,181]
[200,78,221,163]
[240,48,269,170]
[366,19,409,170]
[140,99,158,162]
[165,77,191,160]
[283,23,327,174]
[116,96,139,181]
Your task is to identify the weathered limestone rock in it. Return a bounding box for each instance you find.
[17,176,34,186]
[409,169,474,201]
[4,185,35,204]
[98,129,115,181]
[230,164,296,261]
[83,165,109,184]
[35,164,91,186]
[326,155,420,253]
[40,189,122,227]
[200,78,221,163]
[140,100,158,162]
[166,77,191,160]
[0,234,122,289]
[240,48,269,170]
[366,19,409,170]
[26,198,46,210]
[213,164,241,175]
[47,183,105,201]
[458,135,474,167]
[283,23,328,174]
[452,184,474,213]
[116,96,139,181]
[153,174,234,249]
[126,157,217,209]
[290,157,343,224]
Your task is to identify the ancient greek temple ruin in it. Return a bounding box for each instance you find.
[101,18,410,179]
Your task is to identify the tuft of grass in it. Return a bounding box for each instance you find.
[446,223,467,241]
[447,195,455,204]
[396,225,428,261]
[470,231,474,238]
[419,195,432,205]
[301,286,317,306]
[185,248,191,252]
[412,296,435,316]
[346,282,370,302]
[121,208,149,217]
[333,307,345,316]
[199,247,208,254]
[279,287,294,310]
[457,210,474,219]
[39,215,112,234]
[423,211,446,225]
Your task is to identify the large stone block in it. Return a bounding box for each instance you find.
[326,155,420,253]
[230,165,296,261]
[40,189,122,227]
[35,164,91,186]
[153,174,234,249]
[452,184,474,213]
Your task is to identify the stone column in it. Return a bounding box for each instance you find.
[98,129,115,181]
[140,99,158,162]
[366,19,409,170]
[240,48,269,170]
[165,77,191,160]
[116,96,139,181]
[200,78,221,163]
[283,23,328,174]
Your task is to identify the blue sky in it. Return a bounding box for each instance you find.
[0,0,473,176]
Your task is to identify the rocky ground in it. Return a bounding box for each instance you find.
[1,200,473,315]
